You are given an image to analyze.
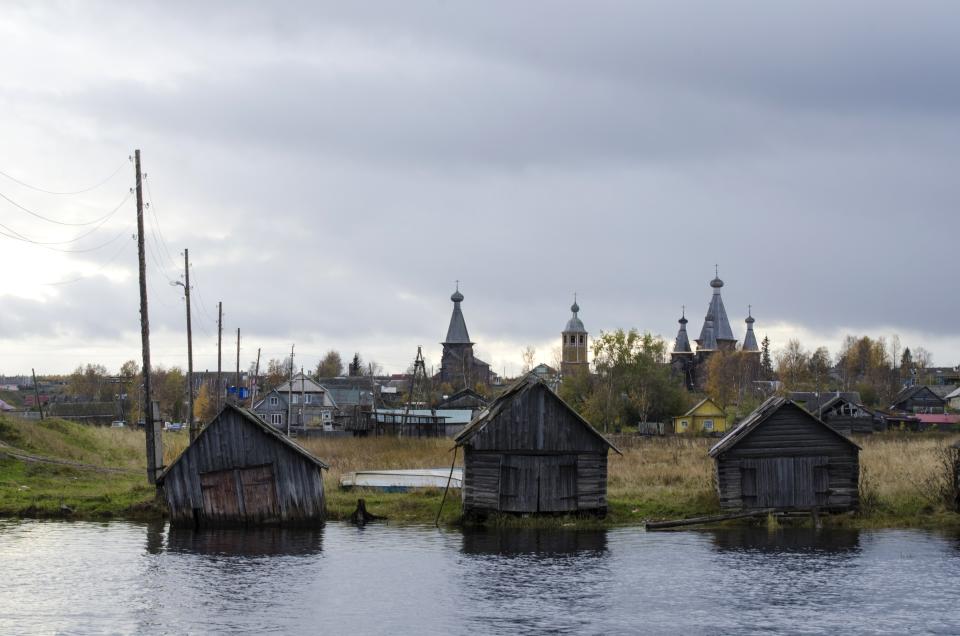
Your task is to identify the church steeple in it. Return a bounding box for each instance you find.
[673,306,693,355]
[697,267,736,351]
[742,305,759,352]
[444,281,472,344]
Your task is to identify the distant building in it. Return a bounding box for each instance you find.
[890,386,947,414]
[561,297,589,378]
[673,397,728,435]
[438,285,491,391]
[946,386,960,411]
[252,373,336,432]
[671,272,760,390]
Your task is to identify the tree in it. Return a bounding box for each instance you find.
[521,346,537,374]
[584,329,685,431]
[315,350,344,378]
[776,339,812,391]
[264,358,289,391]
[66,363,109,400]
[900,347,913,378]
[760,336,773,380]
[705,351,739,408]
[193,384,216,424]
[348,353,363,377]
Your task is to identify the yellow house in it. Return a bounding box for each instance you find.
[673,397,728,435]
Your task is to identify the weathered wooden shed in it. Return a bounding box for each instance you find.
[709,397,860,513]
[454,374,619,517]
[158,404,328,527]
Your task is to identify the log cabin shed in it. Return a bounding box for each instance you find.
[454,374,619,517]
[158,404,328,527]
[709,397,860,513]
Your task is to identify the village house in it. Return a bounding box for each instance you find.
[889,386,947,414]
[709,397,860,513]
[252,373,337,432]
[455,374,619,518]
[158,404,328,527]
[673,397,728,435]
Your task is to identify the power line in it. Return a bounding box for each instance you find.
[0,161,125,196]
[0,190,132,246]
[0,187,131,227]
[143,177,178,270]
[41,235,135,286]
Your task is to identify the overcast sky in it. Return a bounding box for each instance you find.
[1,1,958,378]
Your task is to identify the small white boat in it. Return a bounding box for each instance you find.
[340,468,463,491]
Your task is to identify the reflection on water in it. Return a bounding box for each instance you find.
[461,527,607,555]
[1,520,959,635]
[708,526,861,553]
[165,524,324,557]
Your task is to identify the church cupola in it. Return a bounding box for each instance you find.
[672,307,693,356]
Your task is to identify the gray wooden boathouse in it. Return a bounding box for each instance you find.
[709,397,860,512]
[454,374,619,517]
[158,404,328,526]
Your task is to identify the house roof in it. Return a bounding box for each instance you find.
[444,285,472,344]
[273,373,328,394]
[157,404,328,483]
[945,386,960,400]
[890,385,946,409]
[709,396,861,458]
[437,387,488,408]
[789,391,862,413]
[678,397,725,418]
[453,373,621,454]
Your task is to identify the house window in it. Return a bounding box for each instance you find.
[269,396,278,406]
[703,420,714,431]
[680,420,689,429]
[270,413,282,426]
[291,394,299,405]
[322,411,331,421]
[304,394,312,404]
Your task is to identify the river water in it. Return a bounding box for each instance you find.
[1,520,958,635]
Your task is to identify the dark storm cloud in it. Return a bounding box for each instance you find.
[2,1,960,371]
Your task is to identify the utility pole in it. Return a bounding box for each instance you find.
[287,343,295,436]
[135,149,161,484]
[216,301,223,412]
[235,328,241,406]
[250,347,261,408]
[31,368,44,420]
[173,249,196,442]
[300,366,306,430]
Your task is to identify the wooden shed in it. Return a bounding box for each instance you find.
[158,404,328,527]
[454,374,619,517]
[709,397,860,513]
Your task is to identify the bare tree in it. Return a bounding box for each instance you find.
[521,346,537,374]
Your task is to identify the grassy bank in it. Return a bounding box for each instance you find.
[1,415,957,528]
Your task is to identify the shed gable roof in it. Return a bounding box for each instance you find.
[157,404,328,483]
[891,385,945,408]
[709,397,860,458]
[453,374,620,453]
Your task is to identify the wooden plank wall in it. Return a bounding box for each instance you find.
[715,404,858,512]
[162,410,325,525]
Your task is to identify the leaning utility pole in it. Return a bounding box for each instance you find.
[216,301,223,412]
[174,249,196,442]
[287,343,295,436]
[31,368,44,420]
[235,328,240,406]
[250,347,261,408]
[135,149,161,484]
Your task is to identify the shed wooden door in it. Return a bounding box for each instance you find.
[745,456,828,509]
[499,455,578,513]
[200,469,241,519]
[499,455,539,512]
[538,455,578,512]
[238,465,279,520]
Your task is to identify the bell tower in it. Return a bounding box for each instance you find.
[561,295,589,377]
